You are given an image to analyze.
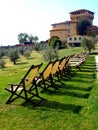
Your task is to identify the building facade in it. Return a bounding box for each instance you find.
[50,9,94,46]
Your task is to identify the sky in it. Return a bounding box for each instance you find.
[0,0,98,46]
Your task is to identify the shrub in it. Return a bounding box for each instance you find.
[8,49,19,64]
[0,49,5,58]
[81,37,96,52]
[18,46,24,55]
[49,36,62,49]
[24,50,31,59]
[34,43,41,51]
[0,59,5,68]
[41,44,58,61]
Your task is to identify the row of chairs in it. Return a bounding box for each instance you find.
[69,52,89,70]
[5,52,89,106]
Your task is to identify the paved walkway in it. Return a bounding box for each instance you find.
[95,56,98,78]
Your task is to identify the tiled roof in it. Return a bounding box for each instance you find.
[51,20,77,26]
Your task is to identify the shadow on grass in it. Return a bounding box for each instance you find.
[22,100,83,114]
[81,69,96,72]
[62,85,92,92]
[60,75,93,84]
[42,88,90,99]
[59,91,90,98]
[43,100,83,114]
[81,64,96,71]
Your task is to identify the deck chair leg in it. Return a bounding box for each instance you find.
[22,81,28,100]
[6,94,17,104]
[43,80,47,90]
[28,87,47,106]
[5,89,25,104]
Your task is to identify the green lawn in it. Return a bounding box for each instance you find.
[0,48,98,130]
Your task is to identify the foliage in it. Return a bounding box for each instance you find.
[18,33,39,44]
[18,46,25,55]
[41,44,58,61]
[0,59,5,68]
[18,33,29,44]
[62,40,68,48]
[24,50,31,59]
[28,35,39,44]
[34,43,41,51]
[81,36,96,52]
[8,49,19,64]
[77,18,91,35]
[49,36,62,49]
[17,46,32,57]
[86,25,98,37]
[0,48,8,58]
[32,36,39,44]
[0,50,4,58]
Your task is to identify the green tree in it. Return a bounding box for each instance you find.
[18,33,39,44]
[41,44,58,61]
[0,50,4,58]
[49,36,62,49]
[0,59,5,68]
[18,33,29,44]
[18,46,24,55]
[24,50,31,59]
[8,49,19,64]
[28,34,34,44]
[33,36,39,44]
[77,18,91,35]
[81,37,96,52]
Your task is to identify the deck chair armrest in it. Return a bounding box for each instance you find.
[6,83,23,92]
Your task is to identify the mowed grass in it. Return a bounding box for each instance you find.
[0,47,98,130]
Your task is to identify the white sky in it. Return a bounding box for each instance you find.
[0,0,98,46]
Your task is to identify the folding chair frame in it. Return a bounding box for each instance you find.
[5,63,46,105]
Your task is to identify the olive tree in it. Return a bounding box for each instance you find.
[0,59,5,68]
[8,49,19,64]
[41,44,58,61]
[81,37,96,52]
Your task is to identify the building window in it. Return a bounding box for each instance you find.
[68,22,70,26]
[69,37,72,40]
[74,37,77,40]
[68,29,70,35]
[79,37,81,40]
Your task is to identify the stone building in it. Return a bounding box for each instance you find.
[50,9,94,46]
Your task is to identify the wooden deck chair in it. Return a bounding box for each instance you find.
[5,63,46,105]
[58,57,67,77]
[71,52,89,63]
[64,55,76,75]
[50,59,60,85]
[36,61,53,90]
[69,54,86,71]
